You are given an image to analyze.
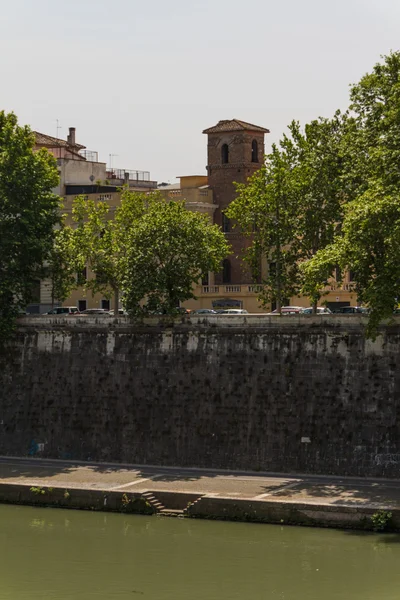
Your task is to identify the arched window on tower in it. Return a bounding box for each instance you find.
[221,143,229,164]
[222,214,231,233]
[222,259,231,284]
[251,139,259,163]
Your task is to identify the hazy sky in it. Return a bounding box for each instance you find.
[1,0,399,183]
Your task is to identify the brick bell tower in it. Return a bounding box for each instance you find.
[203,119,269,285]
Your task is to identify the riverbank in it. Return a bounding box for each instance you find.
[0,457,399,530]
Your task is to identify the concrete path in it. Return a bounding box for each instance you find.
[0,457,400,509]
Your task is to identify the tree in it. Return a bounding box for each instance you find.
[226,115,346,312]
[302,52,400,334]
[288,115,346,308]
[121,196,231,315]
[45,223,81,308]
[226,145,301,313]
[66,191,230,316]
[0,111,60,340]
[68,193,145,316]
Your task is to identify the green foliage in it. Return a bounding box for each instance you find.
[0,111,60,340]
[121,493,131,506]
[122,196,230,315]
[65,191,230,316]
[45,223,81,305]
[302,52,400,334]
[227,116,345,310]
[30,486,46,495]
[226,147,300,311]
[371,510,392,532]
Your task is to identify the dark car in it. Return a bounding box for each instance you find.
[339,306,369,314]
[81,308,110,316]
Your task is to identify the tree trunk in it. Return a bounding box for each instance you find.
[113,288,119,316]
[312,299,317,314]
[275,199,282,314]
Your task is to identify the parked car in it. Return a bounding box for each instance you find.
[266,306,304,315]
[217,309,249,315]
[108,309,128,316]
[81,308,110,316]
[338,306,369,314]
[301,307,332,314]
[44,306,80,315]
[192,309,217,314]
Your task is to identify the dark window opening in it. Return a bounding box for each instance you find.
[101,299,110,310]
[251,139,259,163]
[222,214,231,232]
[335,265,342,281]
[77,266,87,285]
[349,270,356,282]
[78,300,87,312]
[30,280,41,303]
[202,273,209,286]
[222,259,231,284]
[269,262,276,278]
[221,144,229,164]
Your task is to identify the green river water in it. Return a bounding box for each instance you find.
[0,504,399,599]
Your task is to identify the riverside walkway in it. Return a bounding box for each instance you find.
[0,457,400,528]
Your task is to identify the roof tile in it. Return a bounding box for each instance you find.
[34,131,85,150]
[203,119,269,134]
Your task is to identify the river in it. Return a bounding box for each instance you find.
[0,505,399,599]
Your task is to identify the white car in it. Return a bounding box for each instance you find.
[301,307,332,314]
[266,306,304,315]
[217,309,248,314]
[45,306,80,315]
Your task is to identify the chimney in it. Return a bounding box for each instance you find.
[67,127,76,146]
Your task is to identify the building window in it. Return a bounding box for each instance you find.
[222,259,231,284]
[30,280,41,303]
[269,262,276,278]
[349,270,356,282]
[76,266,87,285]
[335,265,342,281]
[222,214,231,232]
[78,300,87,312]
[221,144,229,164]
[202,273,209,286]
[101,299,110,311]
[251,139,259,163]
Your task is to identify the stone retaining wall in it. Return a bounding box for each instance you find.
[1,315,400,477]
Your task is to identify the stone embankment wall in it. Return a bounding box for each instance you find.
[1,315,400,477]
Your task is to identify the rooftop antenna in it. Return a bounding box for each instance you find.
[109,153,118,170]
[56,119,62,158]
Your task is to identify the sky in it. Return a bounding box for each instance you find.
[1,0,400,183]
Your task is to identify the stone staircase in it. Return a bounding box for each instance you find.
[141,491,203,518]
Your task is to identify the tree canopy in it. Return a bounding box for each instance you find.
[62,191,230,316]
[302,52,400,334]
[226,115,345,311]
[0,111,60,340]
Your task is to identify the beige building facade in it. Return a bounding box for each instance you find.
[31,127,157,313]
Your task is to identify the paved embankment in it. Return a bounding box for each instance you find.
[0,457,399,530]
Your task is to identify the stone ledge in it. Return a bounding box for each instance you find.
[0,482,397,532]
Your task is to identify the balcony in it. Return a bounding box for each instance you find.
[105,169,158,189]
[325,282,356,292]
[201,285,263,295]
[106,169,150,181]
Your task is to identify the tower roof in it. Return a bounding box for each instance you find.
[202,119,269,134]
